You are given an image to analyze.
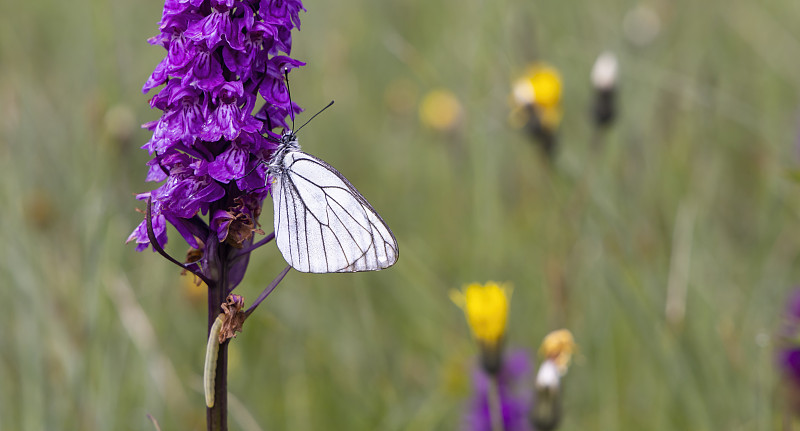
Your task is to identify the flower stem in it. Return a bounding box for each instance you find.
[207,242,234,431]
[488,376,505,431]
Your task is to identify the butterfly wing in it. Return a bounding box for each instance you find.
[271,150,399,273]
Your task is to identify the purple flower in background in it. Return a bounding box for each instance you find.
[778,290,800,379]
[464,350,533,431]
[778,288,800,415]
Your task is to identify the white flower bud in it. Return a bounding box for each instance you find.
[591,51,619,91]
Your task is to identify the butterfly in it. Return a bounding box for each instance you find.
[265,126,399,273]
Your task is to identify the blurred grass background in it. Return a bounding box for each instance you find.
[2,0,800,429]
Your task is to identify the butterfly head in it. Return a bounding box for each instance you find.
[266,129,301,177]
[279,129,301,149]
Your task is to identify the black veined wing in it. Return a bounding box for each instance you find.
[270,148,399,273]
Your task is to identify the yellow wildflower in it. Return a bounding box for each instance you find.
[527,64,562,109]
[451,282,511,348]
[539,329,576,375]
[511,63,563,133]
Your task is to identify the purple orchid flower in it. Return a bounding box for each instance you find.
[128,1,303,428]
[128,0,304,287]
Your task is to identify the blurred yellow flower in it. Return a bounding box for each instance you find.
[539,329,576,375]
[451,282,511,348]
[182,273,207,306]
[419,88,462,132]
[511,63,563,133]
[528,64,562,109]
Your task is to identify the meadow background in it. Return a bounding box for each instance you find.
[2,0,800,429]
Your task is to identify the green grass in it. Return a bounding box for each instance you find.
[2,0,800,429]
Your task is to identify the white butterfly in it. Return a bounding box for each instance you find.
[266,130,399,273]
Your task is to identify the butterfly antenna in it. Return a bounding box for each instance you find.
[295,100,335,135]
[294,100,333,134]
[283,68,296,131]
[282,68,334,134]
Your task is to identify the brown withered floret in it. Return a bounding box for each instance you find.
[181,238,206,280]
[219,294,246,343]
[216,197,265,248]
